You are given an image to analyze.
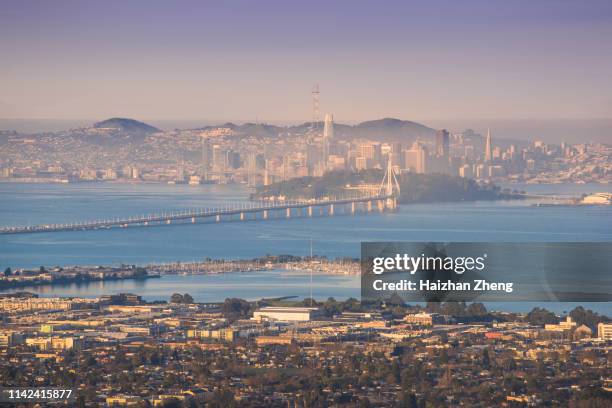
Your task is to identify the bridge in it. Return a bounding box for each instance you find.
[1,159,401,235]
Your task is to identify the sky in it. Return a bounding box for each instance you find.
[1,0,612,126]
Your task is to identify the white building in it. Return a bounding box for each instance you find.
[252,307,320,322]
[598,323,612,340]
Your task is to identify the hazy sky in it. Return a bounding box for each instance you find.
[1,0,612,123]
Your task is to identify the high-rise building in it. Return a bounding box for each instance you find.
[176,161,185,183]
[226,150,241,170]
[359,143,382,168]
[201,138,211,179]
[415,143,428,174]
[484,129,493,163]
[403,149,418,172]
[323,113,334,141]
[509,144,516,160]
[246,152,258,186]
[306,144,321,168]
[212,145,227,177]
[391,142,403,169]
[459,164,473,178]
[474,164,486,179]
[323,113,334,162]
[355,156,367,171]
[436,129,450,159]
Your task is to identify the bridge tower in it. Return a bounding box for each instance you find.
[378,156,401,210]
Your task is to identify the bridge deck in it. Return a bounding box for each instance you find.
[0,194,395,235]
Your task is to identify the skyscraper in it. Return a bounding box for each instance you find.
[212,145,226,173]
[484,129,493,163]
[359,143,382,168]
[201,138,211,179]
[323,113,334,141]
[323,113,334,163]
[436,129,450,159]
[176,160,185,183]
[416,143,428,174]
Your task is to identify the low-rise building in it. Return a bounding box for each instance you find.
[404,312,443,326]
[544,316,576,332]
[255,335,294,346]
[25,336,82,351]
[252,307,320,322]
[0,331,24,347]
[597,323,612,340]
[187,328,236,342]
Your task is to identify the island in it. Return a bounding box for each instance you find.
[251,169,525,203]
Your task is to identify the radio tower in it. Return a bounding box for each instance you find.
[311,83,320,130]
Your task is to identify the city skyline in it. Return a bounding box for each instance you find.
[1,3,611,407]
[1,1,612,123]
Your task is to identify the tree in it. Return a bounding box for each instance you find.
[467,302,487,316]
[170,293,194,304]
[342,297,362,312]
[209,389,235,408]
[425,301,442,313]
[526,307,558,326]
[301,297,318,307]
[160,398,181,408]
[442,301,467,316]
[222,298,251,321]
[482,348,491,369]
[569,306,609,330]
[401,393,418,408]
[3,267,10,277]
[322,297,341,317]
[386,293,406,308]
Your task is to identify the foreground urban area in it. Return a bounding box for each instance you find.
[1,290,610,407]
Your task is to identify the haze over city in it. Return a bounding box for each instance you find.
[1,2,612,407]
[1,0,612,143]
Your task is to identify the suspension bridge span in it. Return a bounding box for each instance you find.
[1,159,401,235]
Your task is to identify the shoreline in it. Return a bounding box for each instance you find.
[1,178,610,186]
[0,273,160,292]
[0,257,361,290]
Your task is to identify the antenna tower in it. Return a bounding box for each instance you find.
[311,84,320,129]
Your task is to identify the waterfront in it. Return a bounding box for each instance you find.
[2,269,609,314]
[1,182,611,313]
[1,269,359,303]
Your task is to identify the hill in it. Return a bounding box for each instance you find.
[252,169,521,204]
[92,118,160,134]
[352,118,435,143]
[202,117,435,144]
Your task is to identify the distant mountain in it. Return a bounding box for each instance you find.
[186,117,437,144]
[92,118,160,134]
[235,122,284,138]
[352,118,435,143]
